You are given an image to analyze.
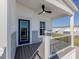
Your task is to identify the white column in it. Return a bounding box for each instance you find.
[70,15,74,47]
[44,31,50,59]
[0,0,7,59]
[0,0,7,48]
[7,0,16,59]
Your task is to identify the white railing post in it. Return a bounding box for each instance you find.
[70,15,74,47]
[44,30,51,59]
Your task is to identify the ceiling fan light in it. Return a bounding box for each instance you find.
[43,11,45,13]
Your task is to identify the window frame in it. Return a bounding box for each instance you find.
[40,21,46,35]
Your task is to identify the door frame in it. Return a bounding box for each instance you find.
[18,19,30,45]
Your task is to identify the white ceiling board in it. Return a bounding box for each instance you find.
[16,0,68,19]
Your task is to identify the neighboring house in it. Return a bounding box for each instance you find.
[52,25,79,35]
[0,0,78,59]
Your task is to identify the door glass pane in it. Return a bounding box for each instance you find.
[20,21,28,41]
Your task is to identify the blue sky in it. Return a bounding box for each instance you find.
[52,0,79,27]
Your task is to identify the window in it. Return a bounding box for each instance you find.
[40,21,45,35]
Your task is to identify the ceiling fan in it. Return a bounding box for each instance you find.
[38,4,52,15]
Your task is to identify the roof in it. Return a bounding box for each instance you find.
[63,0,78,12]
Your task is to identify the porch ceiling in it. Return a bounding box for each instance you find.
[16,0,70,19]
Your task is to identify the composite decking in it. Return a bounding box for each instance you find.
[15,42,41,59]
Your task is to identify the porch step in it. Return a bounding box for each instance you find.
[15,42,41,59]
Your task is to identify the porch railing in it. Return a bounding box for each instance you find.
[44,30,72,59]
[30,50,41,59]
[30,40,44,59]
[50,35,71,54]
[30,30,71,59]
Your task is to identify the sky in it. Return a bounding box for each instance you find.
[52,0,79,27]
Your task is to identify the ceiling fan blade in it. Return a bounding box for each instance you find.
[45,11,52,13]
[42,4,45,11]
[38,11,43,15]
[38,4,52,15]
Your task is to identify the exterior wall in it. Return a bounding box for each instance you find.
[4,1,52,59]
[16,3,52,45]
[61,49,76,59]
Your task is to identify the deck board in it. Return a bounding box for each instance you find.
[15,42,41,59]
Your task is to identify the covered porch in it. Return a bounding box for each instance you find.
[9,0,78,59]
[0,0,78,59]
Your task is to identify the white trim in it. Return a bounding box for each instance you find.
[46,0,74,15]
[16,19,32,47]
[64,0,78,12]
[16,43,31,47]
[44,33,50,59]
[38,21,46,38]
[30,20,32,44]
[70,15,74,47]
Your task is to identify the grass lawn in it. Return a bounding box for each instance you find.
[52,34,79,46]
[52,33,64,37]
[74,36,79,46]
[52,34,70,43]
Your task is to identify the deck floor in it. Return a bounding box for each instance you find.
[15,42,41,59]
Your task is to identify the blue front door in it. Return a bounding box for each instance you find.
[18,19,30,45]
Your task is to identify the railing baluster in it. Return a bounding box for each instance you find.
[50,34,71,54]
[30,41,43,59]
[31,50,41,59]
